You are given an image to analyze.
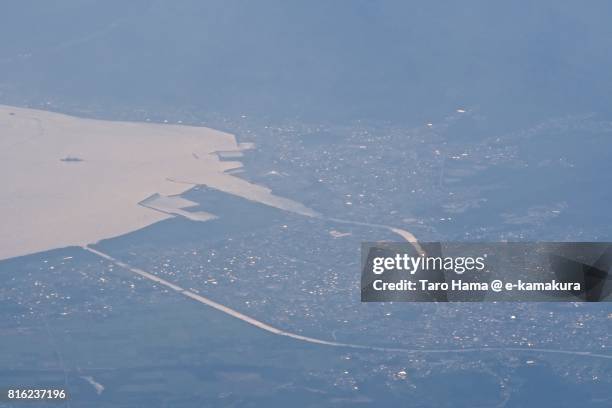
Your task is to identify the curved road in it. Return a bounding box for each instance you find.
[83,246,612,361]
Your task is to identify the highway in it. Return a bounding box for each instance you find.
[82,246,612,361]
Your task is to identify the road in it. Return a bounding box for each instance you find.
[82,246,612,361]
